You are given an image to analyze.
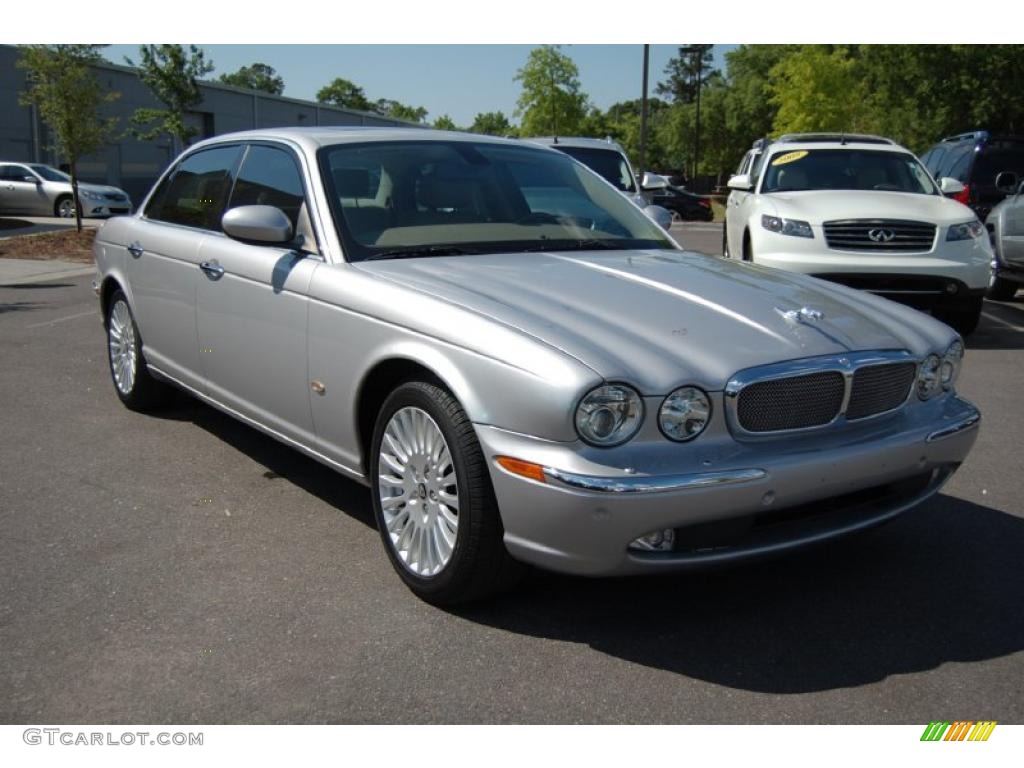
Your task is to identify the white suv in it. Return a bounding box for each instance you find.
[724,134,993,335]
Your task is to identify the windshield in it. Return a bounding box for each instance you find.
[320,141,672,261]
[552,146,636,192]
[760,149,938,195]
[30,165,70,182]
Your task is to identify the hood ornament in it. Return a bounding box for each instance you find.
[780,306,825,324]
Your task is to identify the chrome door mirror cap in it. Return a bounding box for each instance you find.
[727,174,753,191]
[640,171,670,191]
[222,205,294,245]
[643,204,673,230]
[939,176,966,195]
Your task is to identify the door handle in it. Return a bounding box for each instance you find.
[199,261,225,280]
[127,242,144,258]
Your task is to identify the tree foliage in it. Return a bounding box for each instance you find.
[127,45,213,151]
[17,44,119,230]
[433,114,458,131]
[218,62,284,95]
[514,45,589,136]
[374,99,428,124]
[316,77,372,111]
[470,111,515,136]
[657,44,718,104]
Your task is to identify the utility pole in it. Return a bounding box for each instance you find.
[639,44,650,173]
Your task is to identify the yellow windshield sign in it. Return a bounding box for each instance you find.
[772,150,809,166]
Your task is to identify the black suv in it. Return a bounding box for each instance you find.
[921,131,1024,220]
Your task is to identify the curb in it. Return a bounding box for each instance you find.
[0,265,95,287]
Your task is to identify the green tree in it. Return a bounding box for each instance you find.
[127,45,214,154]
[768,45,870,135]
[316,77,372,111]
[433,114,458,131]
[218,62,284,95]
[514,46,589,136]
[374,99,428,124]
[17,45,120,231]
[657,44,718,104]
[469,110,515,136]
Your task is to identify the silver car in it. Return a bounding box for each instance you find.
[0,162,133,218]
[93,128,981,605]
[986,171,1024,300]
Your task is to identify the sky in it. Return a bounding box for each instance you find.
[103,45,737,126]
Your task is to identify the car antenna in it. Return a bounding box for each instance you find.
[840,131,847,145]
[553,136,559,144]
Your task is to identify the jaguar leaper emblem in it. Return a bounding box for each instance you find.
[781,306,826,324]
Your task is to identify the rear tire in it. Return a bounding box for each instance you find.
[369,381,522,605]
[933,296,983,336]
[105,289,170,411]
[987,274,1018,301]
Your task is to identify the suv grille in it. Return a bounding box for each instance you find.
[736,371,845,432]
[846,362,917,420]
[823,219,936,252]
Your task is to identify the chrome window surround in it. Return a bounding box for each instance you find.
[724,350,920,439]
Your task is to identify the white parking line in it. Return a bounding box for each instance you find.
[981,311,1024,333]
[25,309,97,329]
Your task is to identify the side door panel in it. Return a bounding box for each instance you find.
[1003,196,1024,267]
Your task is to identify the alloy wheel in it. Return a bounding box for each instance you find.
[107,299,137,395]
[377,406,459,577]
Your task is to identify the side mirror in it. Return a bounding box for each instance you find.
[727,174,753,192]
[641,171,669,191]
[939,177,966,195]
[222,205,294,245]
[995,171,1019,194]
[643,204,673,231]
[21,175,40,184]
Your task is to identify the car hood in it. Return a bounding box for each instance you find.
[357,250,953,394]
[763,190,975,224]
[76,182,129,196]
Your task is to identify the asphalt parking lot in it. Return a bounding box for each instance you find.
[1,226,1023,723]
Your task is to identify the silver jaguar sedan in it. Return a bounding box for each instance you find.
[93,127,981,604]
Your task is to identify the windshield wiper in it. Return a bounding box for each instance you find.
[362,245,481,261]
[525,239,626,253]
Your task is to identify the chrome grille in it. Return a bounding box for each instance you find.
[846,362,916,420]
[103,192,128,202]
[736,371,845,432]
[824,219,936,252]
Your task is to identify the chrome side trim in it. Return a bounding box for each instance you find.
[926,403,981,443]
[542,466,767,494]
[724,349,919,439]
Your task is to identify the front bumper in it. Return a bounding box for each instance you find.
[80,198,132,218]
[478,395,980,576]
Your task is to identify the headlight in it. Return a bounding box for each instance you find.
[658,386,711,442]
[940,340,965,390]
[762,215,813,238]
[946,220,986,241]
[916,354,942,400]
[575,384,644,447]
[79,190,104,201]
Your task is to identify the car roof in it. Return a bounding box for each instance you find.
[187,126,550,155]
[523,136,628,153]
[763,137,910,154]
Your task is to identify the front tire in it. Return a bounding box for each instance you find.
[933,296,983,336]
[370,381,521,605]
[55,195,74,219]
[721,221,730,258]
[742,231,754,262]
[105,289,169,411]
[987,274,1018,301]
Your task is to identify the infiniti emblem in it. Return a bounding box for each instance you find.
[868,228,896,243]
[781,307,825,324]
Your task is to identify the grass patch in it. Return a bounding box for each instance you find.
[0,228,96,263]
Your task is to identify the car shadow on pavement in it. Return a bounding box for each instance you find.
[0,300,44,314]
[456,493,1024,695]
[153,392,377,530]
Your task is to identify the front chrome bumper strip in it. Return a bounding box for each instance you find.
[542,466,767,495]
[926,399,981,443]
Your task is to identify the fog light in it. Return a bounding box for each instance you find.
[629,528,676,552]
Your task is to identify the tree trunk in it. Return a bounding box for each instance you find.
[69,159,82,233]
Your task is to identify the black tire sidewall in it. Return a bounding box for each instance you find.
[368,382,493,603]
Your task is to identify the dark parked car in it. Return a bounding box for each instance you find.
[648,185,714,222]
[920,131,1024,220]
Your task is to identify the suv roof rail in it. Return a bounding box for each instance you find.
[942,130,990,143]
[774,133,896,145]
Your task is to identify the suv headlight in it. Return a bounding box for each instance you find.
[946,220,985,241]
[762,215,813,238]
[575,384,644,447]
[940,340,965,390]
[659,386,711,442]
